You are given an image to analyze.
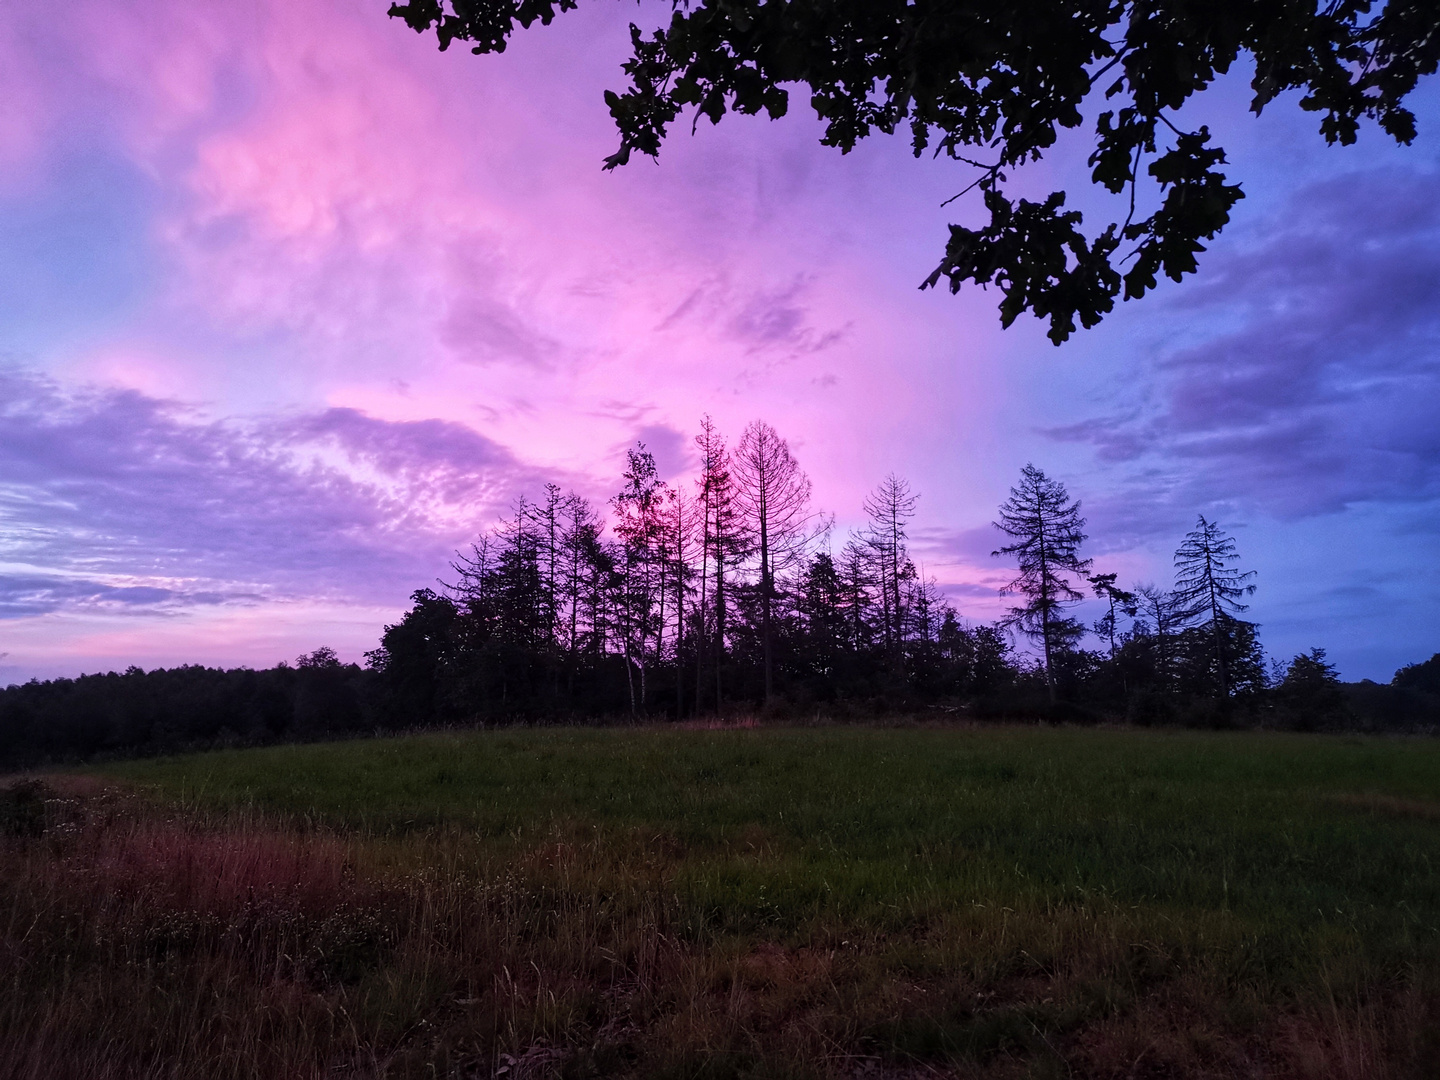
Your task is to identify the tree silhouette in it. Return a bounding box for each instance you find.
[993,464,1091,700]
[733,420,813,707]
[692,416,739,714]
[1088,572,1136,658]
[1172,516,1257,699]
[1276,647,1347,729]
[796,549,846,683]
[612,445,668,715]
[1133,583,1183,688]
[391,0,1438,343]
[559,492,602,664]
[863,474,919,670]
[837,536,877,656]
[18,409,1440,760]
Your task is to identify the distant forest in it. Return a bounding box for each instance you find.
[3,418,1438,765]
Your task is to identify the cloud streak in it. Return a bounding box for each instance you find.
[0,370,540,618]
[1050,168,1440,529]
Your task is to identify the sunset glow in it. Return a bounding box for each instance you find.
[3,0,1438,682]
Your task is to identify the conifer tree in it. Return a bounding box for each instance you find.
[796,550,846,677]
[993,464,1091,700]
[1172,516,1256,699]
[1088,572,1136,658]
[692,416,736,714]
[612,445,667,714]
[1276,647,1347,729]
[837,537,877,655]
[1133,584,1183,688]
[535,482,566,688]
[661,485,696,717]
[863,474,919,668]
[733,420,812,707]
[559,492,602,662]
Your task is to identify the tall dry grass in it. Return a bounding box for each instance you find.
[2,749,1437,1078]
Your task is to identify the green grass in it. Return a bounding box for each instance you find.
[7,725,1440,1078]
[103,726,1440,946]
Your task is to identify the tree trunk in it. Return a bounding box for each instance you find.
[760,514,772,707]
[714,554,725,712]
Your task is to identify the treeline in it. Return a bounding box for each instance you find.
[364,419,1439,733]
[3,419,1437,766]
[368,420,1012,724]
[0,650,378,767]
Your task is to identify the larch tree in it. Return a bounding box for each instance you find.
[559,492,603,678]
[993,463,1091,700]
[906,571,946,645]
[534,482,566,690]
[692,416,736,714]
[1172,516,1257,699]
[612,444,668,715]
[837,536,876,654]
[662,484,696,718]
[862,473,919,668]
[732,420,813,707]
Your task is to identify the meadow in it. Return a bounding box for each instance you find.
[3,724,1438,1078]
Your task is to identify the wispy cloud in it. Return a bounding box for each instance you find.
[0,370,539,617]
[3,0,1436,681]
[1049,168,1440,529]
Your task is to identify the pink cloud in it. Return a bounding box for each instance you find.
[0,0,1059,676]
[59,0,997,480]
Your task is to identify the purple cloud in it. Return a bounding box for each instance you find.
[632,423,691,481]
[1049,168,1440,527]
[913,524,1006,565]
[0,370,541,616]
[660,274,848,357]
[440,291,559,369]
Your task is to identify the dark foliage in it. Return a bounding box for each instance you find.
[353,450,1434,735]
[1343,653,1440,732]
[0,658,376,768]
[1395,652,1440,695]
[1273,647,1350,730]
[389,0,1438,342]
[6,429,1436,767]
[0,780,50,838]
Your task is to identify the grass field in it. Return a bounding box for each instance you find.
[4,725,1439,1078]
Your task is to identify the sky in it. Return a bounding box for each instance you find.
[2,0,1438,685]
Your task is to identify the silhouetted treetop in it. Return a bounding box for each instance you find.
[1172,516,1257,699]
[993,463,1091,698]
[389,0,1438,344]
[1394,653,1440,695]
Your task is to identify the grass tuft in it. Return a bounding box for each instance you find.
[1,725,1437,1077]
